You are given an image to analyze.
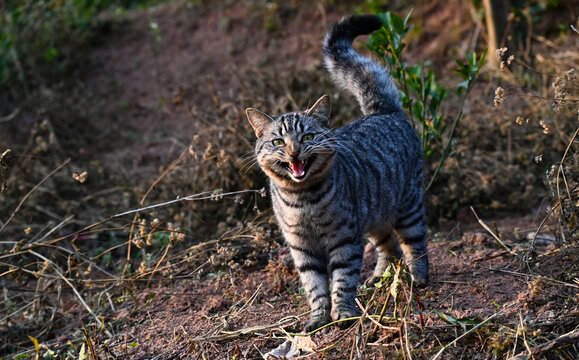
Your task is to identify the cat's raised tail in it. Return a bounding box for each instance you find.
[323,14,401,116]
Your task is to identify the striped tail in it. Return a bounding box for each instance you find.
[323,14,401,115]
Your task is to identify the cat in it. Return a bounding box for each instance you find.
[245,14,428,332]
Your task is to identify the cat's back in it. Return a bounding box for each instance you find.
[329,110,423,226]
[334,110,422,171]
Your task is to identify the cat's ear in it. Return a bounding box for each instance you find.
[246,108,274,138]
[306,95,331,127]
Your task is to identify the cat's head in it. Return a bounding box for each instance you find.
[246,95,336,186]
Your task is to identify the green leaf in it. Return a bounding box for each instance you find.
[390,12,405,34]
[403,8,414,27]
[412,101,424,118]
[466,51,475,66]
[478,48,488,67]
[435,311,485,331]
[435,310,458,325]
[425,148,435,158]
[456,316,484,331]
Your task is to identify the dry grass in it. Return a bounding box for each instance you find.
[1,1,578,359]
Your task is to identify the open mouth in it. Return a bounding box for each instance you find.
[290,159,307,179]
[282,156,314,180]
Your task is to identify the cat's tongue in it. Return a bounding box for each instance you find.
[291,159,306,178]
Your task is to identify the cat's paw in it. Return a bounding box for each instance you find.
[411,272,429,288]
[364,275,383,288]
[304,315,330,333]
[332,308,360,329]
[409,258,429,288]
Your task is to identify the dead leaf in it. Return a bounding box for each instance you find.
[115,308,130,320]
[263,335,316,359]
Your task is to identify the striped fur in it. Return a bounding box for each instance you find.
[246,14,428,332]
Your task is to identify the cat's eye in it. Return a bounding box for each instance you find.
[301,134,314,142]
[272,139,285,146]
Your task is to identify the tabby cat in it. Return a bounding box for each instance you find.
[245,14,428,332]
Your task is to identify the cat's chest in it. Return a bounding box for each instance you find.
[271,182,343,221]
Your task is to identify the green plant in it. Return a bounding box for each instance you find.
[0,0,163,94]
[364,11,486,187]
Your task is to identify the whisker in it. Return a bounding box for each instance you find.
[238,159,259,174]
[236,153,257,166]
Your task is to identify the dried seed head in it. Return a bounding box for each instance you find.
[151,218,160,231]
[211,189,223,201]
[507,55,515,65]
[138,261,149,274]
[133,238,145,249]
[259,187,267,197]
[73,171,88,183]
[83,263,93,276]
[139,218,147,238]
[203,142,213,160]
[495,47,508,60]
[167,223,176,242]
[552,76,567,112]
[553,76,566,91]
[539,120,551,134]
[494,87,505,107]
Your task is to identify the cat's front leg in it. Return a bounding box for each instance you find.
[287,244,331,332]
[328,237,364,328]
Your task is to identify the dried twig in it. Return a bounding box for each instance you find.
[35,282,62,339]
[113,189,264,218]
[82,321,98,360]
[146,234,173,287]
[431,302,517,360]
[0,158,70,234]
[479,265,579,289]
[31,215,74,244]
[189,316,299,343]
[471,207,518,256]
[125,148,190,271]
[507,329,579,360]
[0,108,20,122]
[27,250,112,337]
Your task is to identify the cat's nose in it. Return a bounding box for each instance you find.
[288,150,300,158]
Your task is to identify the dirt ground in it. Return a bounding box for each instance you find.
[0,0,578,359]
[98,215,578,359]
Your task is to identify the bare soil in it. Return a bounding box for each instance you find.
[1,1,577,359]
[95,215,578,359]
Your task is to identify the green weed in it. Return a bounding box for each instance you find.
[365,10,486,188]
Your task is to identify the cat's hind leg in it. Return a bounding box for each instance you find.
[366,230,402,286]
[393,202,429,286]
